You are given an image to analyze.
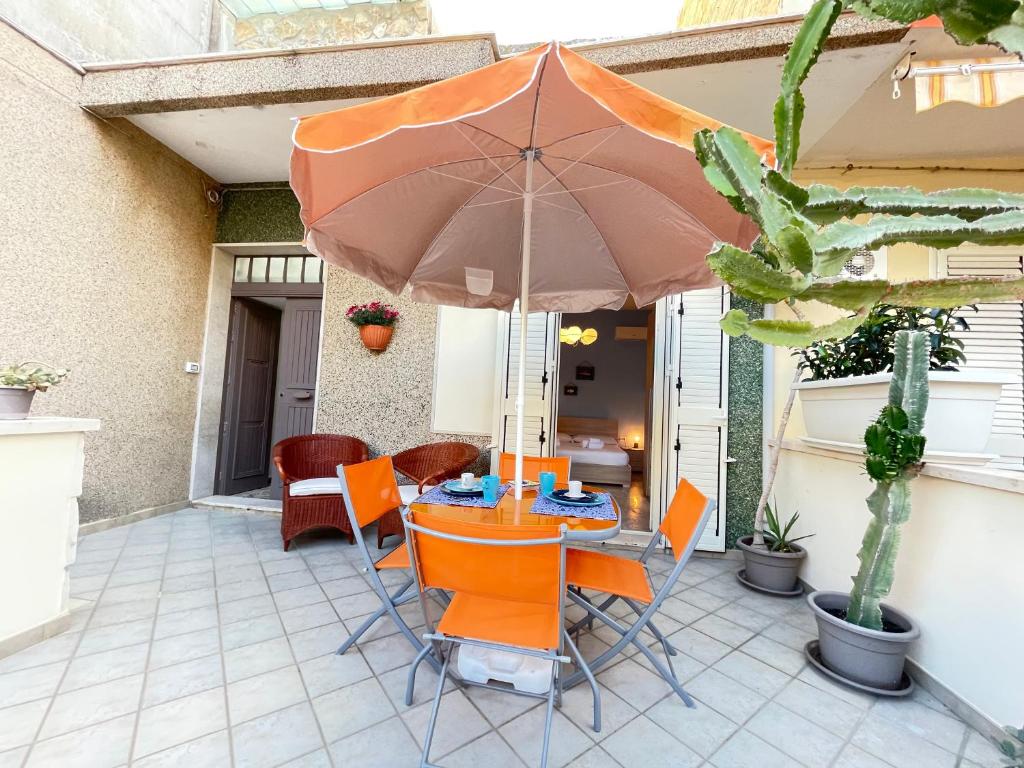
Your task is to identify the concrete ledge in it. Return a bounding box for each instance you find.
[79,499,189,536]
[80,35,498,116]
[0,610,71,661]
[193,495,282,514]
[577,13,906,74]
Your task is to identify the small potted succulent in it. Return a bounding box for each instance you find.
[736,502,812,596]
[0,362,70,419]
[793,305,1014,460]
[346,301,399,351]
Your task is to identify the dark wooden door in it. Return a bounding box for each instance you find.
[270,298,323,497]
[218,299,280,495]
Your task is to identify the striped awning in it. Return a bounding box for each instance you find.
[915,57,1024,112]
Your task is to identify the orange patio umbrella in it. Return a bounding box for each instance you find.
[290,42,772,498]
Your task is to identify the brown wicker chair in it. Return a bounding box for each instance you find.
[273,434,370,551]
[376,441,482,548]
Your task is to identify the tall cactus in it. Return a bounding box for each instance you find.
[693,0,1024,348]
[845,331,929,630]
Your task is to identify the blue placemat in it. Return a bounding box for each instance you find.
[413,483,512,509]
[530,493,618,521]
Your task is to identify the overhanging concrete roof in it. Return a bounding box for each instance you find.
[79,35,500,117]
[79,13,905,118]
[576,13,905,74]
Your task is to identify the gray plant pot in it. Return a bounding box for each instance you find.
[808,591,920,691]
[0,387,35,420]
[736,536,806,593]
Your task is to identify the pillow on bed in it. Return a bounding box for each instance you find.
[585,437,606,449]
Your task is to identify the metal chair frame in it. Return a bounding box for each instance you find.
[401,510,601,768]
[562,495,716,707]
[333,462,441,673]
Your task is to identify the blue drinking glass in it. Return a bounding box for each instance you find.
[539,471,556,497]
[481,474,500,503]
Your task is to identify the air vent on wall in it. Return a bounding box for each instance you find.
[840,247,887,280]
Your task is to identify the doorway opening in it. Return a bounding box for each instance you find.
[556,307,655,532]
[215,254,324,500]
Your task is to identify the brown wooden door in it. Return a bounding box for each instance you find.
[269,298,323,497]
[218,299,280,495]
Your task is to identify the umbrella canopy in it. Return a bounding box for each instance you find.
[290,41,773,497]
[290,42,773,313]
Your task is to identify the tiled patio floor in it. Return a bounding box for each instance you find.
[0,508,1006,768]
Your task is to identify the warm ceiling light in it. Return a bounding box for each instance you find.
[560,325,583,345]
[580,328,598,345]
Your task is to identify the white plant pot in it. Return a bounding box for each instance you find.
[794,370,1016,463]
[0,386,35,420]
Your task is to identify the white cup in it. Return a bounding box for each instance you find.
[461,472,475,488]
[568,480,583,497]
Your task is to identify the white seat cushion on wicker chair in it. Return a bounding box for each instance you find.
[289,477,342,497]
[399,485,434,505]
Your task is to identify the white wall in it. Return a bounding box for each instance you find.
[775,446,1024,728]
[0,419,98,647]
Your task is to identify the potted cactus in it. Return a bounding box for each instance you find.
[0,362,69,419]
[805,330,927,694]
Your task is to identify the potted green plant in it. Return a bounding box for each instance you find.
[0,362,69,419]
[793,304,1014,461]
[346,301,399,351]
[737,501,812,595]
[999,726,1024,767]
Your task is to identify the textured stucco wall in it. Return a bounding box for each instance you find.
[1,22,217,522]
[315,270,491,468]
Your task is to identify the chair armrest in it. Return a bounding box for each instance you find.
[272,456,293,485]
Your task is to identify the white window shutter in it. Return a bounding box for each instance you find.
[940,248,1024,470]
[664,288,730,551]
[492,308,560,463]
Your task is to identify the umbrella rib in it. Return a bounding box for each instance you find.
[537,123,623,151]
[533,124,623,195]
[533,197,587,217]
[536,157,631,305]
[413,161,525,278]
[465,196,524,209]
[452,123,524,193]
[534,179,629,198]
[305,154,519,229]
[542,153,722,243]
[426,165,522,194]
[454,119,521,153]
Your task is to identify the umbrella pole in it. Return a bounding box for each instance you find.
[514,149,536,501]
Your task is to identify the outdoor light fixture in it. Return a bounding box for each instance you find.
[560,325,598,346]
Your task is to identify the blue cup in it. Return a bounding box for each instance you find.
[481,474,500,503]
[539,471,556,497]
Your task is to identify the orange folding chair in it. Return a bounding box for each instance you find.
[562,477,715,706]
[402,507,600,768]
[334,457,439,670]
[497,453,571,483]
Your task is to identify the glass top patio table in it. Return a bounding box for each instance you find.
[410,484,621,542]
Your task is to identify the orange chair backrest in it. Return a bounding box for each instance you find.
[659,478,709,560]
[406,507,561,608]
[498,453,570,483]
[341,456,402,528]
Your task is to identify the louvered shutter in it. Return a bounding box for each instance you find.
[663,288,730,551]
[941,248,1024,470]
[492,308,560,464]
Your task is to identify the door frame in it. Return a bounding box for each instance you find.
[189,242,327,500]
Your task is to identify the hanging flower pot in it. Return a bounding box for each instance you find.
[347,302,399,353]
[359,324,394,351]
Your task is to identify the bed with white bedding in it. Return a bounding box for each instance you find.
[555,417,632,487]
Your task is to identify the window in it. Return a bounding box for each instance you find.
[233,256,323,284]
[431,306,500,436]
[939,247,1024,470]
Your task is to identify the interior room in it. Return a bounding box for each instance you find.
[556,308,654,531]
